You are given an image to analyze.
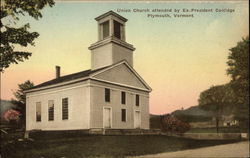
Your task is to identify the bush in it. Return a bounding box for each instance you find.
[160,114,190,135]
[150,116,161,129]
[2,109,21,130]
[3,109,20,123]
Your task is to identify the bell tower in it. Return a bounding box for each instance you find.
[88,11,135,70]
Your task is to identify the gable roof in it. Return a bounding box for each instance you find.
[26,60,151,93]
[27,66,108,91]
[90,60,152,91]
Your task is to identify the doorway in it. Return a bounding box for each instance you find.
[103,107,112,128]
[134,111,141,129]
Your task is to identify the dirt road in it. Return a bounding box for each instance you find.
[132,141,249,158]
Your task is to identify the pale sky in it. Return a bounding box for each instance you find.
[1,1,249,114]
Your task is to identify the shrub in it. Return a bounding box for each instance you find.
[3,109,21,124]
[160,114,190,135]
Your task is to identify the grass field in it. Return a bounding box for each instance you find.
[1,134,240,158]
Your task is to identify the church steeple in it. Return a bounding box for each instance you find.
[89,11,135,70]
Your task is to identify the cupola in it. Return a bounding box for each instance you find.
[88,11,135,70]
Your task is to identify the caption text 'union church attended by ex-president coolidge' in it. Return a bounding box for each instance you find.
[25,11,152,132]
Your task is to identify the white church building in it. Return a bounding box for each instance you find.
[25,11,152,132]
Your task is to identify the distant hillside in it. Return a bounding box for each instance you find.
[171,105,213,116]
[171,105,213,123]
[149,105,215,129]
[0,100,16,115]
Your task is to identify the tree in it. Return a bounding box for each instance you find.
[0,0,55,72]
[11,80,34,128]
[198,84,236,133]
[227,36,249,128]
[227,36,249,103]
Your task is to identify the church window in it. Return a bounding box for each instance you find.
[62,98,69,120]
[105,88,110,102]
[36,102,41,122]
[102,21,109,39]
[136,94,140,106]
[48,100,54,121]
[121,91,126,104]
[114,20,121,39]
[121,109,126,122]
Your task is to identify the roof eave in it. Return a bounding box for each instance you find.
[95,10,128,22]
[24,77,90,93]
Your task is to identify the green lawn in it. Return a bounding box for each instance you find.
[1,134,240,158]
